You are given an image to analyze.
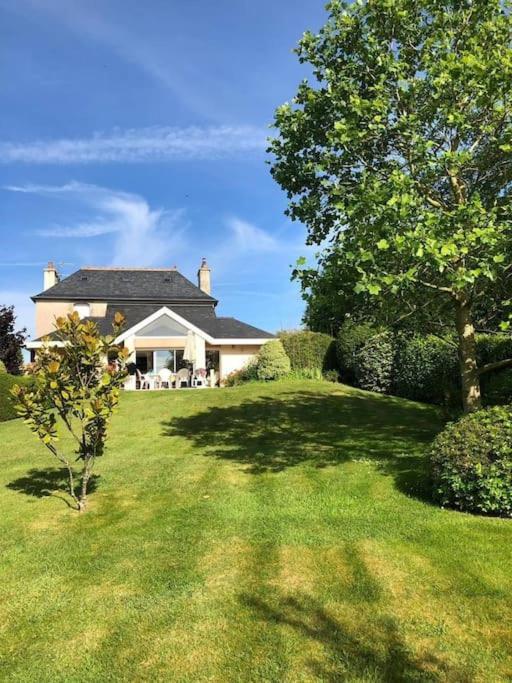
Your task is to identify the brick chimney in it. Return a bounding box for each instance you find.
[43,261,59,291]
[197,258,211,295]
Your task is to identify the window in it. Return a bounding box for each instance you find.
[206,350,219,372]
[73,303,90,319]
[136,316,188,337]
[154,350,174,373]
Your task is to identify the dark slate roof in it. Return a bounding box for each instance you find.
[32,268,217,304]
[34,304,275,341]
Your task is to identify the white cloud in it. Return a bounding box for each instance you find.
[5,182,187,267]
[0,125,266,164]
[227,216,279,252]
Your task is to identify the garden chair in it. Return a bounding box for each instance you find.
[159,368,173,389]
[136,369,150,390]
[176,368,190,388]
[192,368,207,388]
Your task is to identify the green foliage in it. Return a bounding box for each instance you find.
[323,369,339,383]
[393,335,459,405]
[482,370,512,406]
[278,330,336,373]
[256,340,291,381]
[270,0,512,412]
[336,320,376,384]
[354,332,395,394]
[0,373,33,422]
[12,311,128,511]
[430,406,512,516]
[0,305,26,375]
[224,359,259,387]
[0,360,6,374]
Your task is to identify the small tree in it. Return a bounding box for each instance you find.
[12,312,128,511]
[0,305,26,375]
[270,0,512,412]
[257,340,291,380]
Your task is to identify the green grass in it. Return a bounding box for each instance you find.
[1,380,511,682]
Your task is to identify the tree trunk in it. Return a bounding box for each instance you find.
[455,299,482,413]
[78,460,92,512]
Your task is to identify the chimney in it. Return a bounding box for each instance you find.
[43,261,59,291]
[197,258,211,295]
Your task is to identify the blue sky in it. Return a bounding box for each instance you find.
[0,0,327,339]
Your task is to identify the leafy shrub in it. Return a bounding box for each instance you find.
[256,340,291,381]
[287,368,324,381]
[323,369,339,382]
[0,360,6,374]
[354,331,395,394]
[482,370,512,406]
[224,359,259,387]
[336,321,376,384]
[0,373,33,422]
[278,330,337,373]
[393,334,459,405]
[430,406,512,516]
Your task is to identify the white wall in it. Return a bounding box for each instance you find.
[219,345,260,379]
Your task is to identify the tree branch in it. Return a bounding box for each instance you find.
[478,357,512,376]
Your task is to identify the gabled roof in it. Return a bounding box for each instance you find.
[32,303,275,343]
[32,268,217,304]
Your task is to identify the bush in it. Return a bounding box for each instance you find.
[256,340,291,381]
[430,406,512,516]
[224,359,259,387]
[393,334,459,405]
[278,330,337,373]
[0,360,6,374]
[0,373,33,421]
[323,369,339,382]
[354,331,395,394]
[287,368,324,381]
[336,321,376,384]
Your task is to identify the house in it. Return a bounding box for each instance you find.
[27,260,274,386]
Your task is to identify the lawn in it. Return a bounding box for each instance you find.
[0,380,511,682]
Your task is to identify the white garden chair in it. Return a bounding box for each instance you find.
[159,368,173,389]
[176,368,190,388]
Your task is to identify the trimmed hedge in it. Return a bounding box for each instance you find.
[355,331,395,394]
[430,406,512,516]
[336,320,376,384]
[393,334,459,405]
[256,340,291,381]
[0,373,33,421]
[278,330,336,373]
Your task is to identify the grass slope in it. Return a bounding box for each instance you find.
[0,380,511,682]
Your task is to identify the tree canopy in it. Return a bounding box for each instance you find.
[270,0,512,411]
[0,305,26,375]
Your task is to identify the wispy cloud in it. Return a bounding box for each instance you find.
[5,182,187,267]
[227,216,279,252]
[0,125,266,164]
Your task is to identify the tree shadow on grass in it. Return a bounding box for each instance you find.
[239,543,471,682]
[163,388,441,501]
[7,467,99,508]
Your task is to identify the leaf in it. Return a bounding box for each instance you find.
[376,239,389,251]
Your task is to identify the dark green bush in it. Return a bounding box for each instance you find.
[278,330,336,373]
[482,370,512,406]
[355,331,395,394]
[393,334,459,405]
[336,320,376,384]
[323,369,339,382]
[257,340,291,381]
[430,406,512,516]
[0,373,33,421]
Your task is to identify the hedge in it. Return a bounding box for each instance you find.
[278,330,336,373]
[0,373,33,422]
[336,322,512,407]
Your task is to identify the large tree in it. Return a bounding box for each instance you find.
[0,305,26,375]
[270,0,512,412]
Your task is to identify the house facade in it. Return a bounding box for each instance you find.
[27,260,274,385]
